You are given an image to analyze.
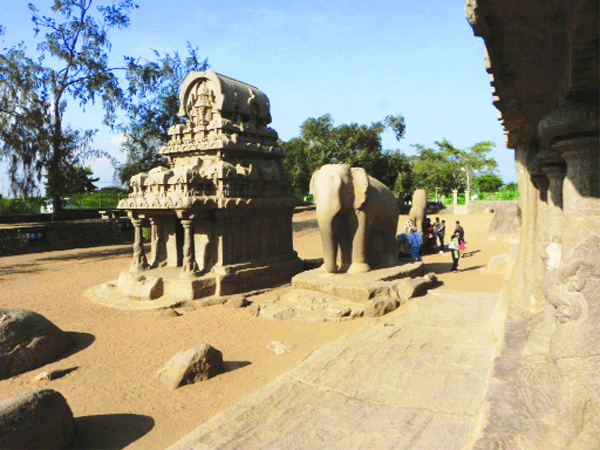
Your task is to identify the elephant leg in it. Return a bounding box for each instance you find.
[337,212,355,273]
[383,224,400,267]
[338,232,352,273]
[348,210,371,274]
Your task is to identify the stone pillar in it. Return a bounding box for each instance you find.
[531,175,549,286]
[555,137,600,252]
[130,218,149,272]
[180,218,199,276]
[149,217,167,268]
[540,165,566,271]
[538,103,600,255]
[452,189,458,206]
[505,143,541,312]
[465,189,471,205]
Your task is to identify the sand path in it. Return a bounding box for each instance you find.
[0,210,511,449]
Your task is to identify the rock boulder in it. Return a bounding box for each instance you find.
[0,389,76,449]
[0,308,72,379]
[155,344,223,389]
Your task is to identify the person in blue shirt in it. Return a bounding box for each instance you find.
[407,227,423,261]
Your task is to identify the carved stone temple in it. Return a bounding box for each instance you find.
[117,70,302,300]
[466,0,599,448]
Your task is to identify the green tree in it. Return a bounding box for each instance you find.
[281,137,311,197]
[472,173,503,192]
[286,113,407,192]
[0,0,137,211]
[44,165,99,195]
[410,140,498,195]
[116,44,209,185]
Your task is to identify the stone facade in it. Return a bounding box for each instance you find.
[466,0,599,447]
[118,71,302,299]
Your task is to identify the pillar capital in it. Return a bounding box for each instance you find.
[553,136,599,162]
[540,164,567,180]
[538,103,599,144]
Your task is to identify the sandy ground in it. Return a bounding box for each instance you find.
[0,210,513,449]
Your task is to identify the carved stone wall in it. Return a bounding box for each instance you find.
[466,0,599,447]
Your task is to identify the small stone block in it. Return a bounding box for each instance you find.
[155,344,223,390]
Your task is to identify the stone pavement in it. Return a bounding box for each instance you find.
[167,289,504,450]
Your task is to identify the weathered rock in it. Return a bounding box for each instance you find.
[155,308,181,317]
[0,389,76,449]
[482,253,513,275]
[31,366,78,382]
[364,296,400,318]
[487,202,520,243]
[117,271,164,300]
[327,306,352,318]
[273,307,296,320]
[0,308,72,379]
[266,341,296,355]
[155,344,223,390]
[393,273,437,300]
[224,295,249,308]
[246,303,260,317]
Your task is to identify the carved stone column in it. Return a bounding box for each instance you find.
[452,189,458,206]
[536,149,566,272]
[506,143,543,312]
[130,218,149,272]
[180,218,199,276]
[555,138,600,251]
[149,217,167,268]
[538,103,599,254]
[531,174,549,283]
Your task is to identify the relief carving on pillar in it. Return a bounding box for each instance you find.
[475,232,600,449]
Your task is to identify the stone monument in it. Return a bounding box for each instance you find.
[115,70,302,302]
[466,0,599,447]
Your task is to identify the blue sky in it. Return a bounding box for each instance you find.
[0,0,516,195]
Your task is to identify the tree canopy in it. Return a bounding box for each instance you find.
[410,140,498,194]
[44,165,99,195]
[281,114,408,197]
[0,0,137,209]
[472,173,503,192]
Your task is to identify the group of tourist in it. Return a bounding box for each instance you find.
[397,217,466,273]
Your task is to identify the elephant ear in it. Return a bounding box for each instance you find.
[351,167,369,210]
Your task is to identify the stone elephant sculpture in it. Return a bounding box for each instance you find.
[309,164,399,273]
[408,189,427,233]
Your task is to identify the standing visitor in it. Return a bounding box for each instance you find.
[454,220,466,256]
[407,227,423,261]
[449,230,460,272]
[436,218,446,252]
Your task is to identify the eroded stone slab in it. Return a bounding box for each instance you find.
[291,263,425,303]
[167,290,503,450]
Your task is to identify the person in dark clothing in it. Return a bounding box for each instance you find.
[436,219,446,252]
[455,221,466,256]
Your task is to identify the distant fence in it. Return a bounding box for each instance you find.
[0,192,127,215]
[434,189,519,206]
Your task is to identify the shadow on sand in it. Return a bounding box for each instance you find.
[74,413,155,449]
[292,219,318,233]
[222,360,252,373]
[424,261,484,274]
